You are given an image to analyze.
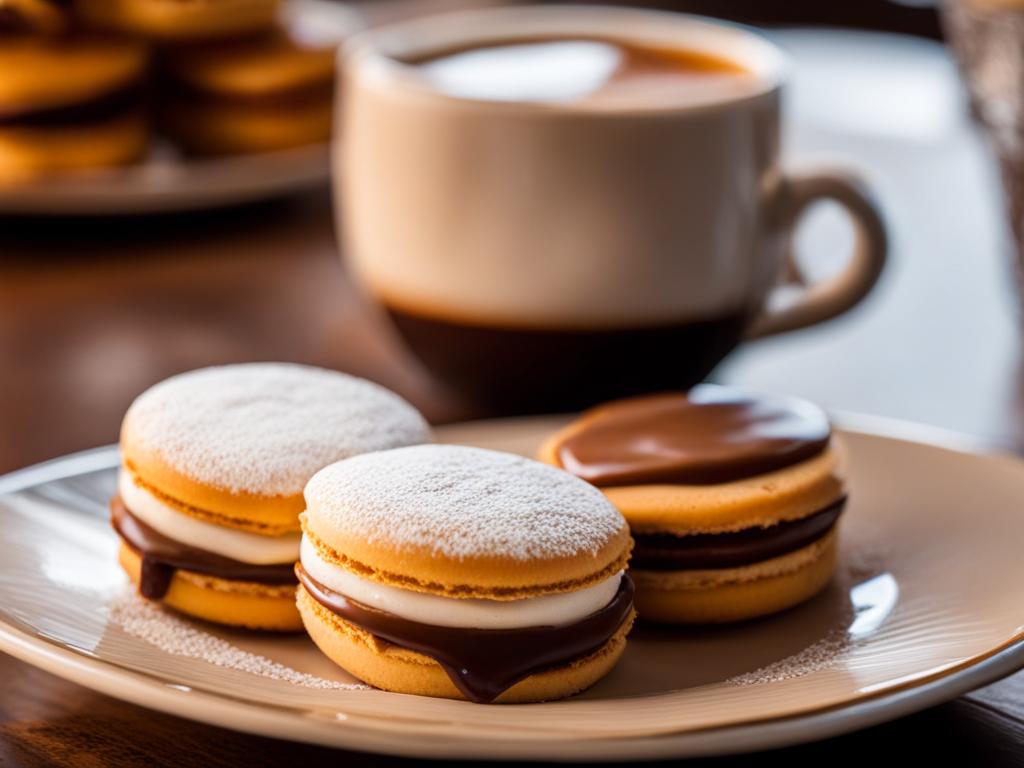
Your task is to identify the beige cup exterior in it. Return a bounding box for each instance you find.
[337,6,887,334]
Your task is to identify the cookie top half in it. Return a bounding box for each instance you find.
[539,386,846,535]
[76,0,280,41]
[302,444,631,600]
[120,363,431,527]
[0,35,146,114]
[158,1,358,99]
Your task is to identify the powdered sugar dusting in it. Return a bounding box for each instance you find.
[109,591,367,690]
[305,445,626,561]
[726,630,853,686]
[725,549,888,686]
[124,363,430,496]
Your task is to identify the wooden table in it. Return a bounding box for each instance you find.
[2,28,1023,766]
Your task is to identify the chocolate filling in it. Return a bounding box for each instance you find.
[632,497,846,571]
[297,564,635,703]
[110,495,298,600]
[0,84,142,128]
[556,387,832,487]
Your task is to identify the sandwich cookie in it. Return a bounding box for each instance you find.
[113,363,431,631]
[297,445,635,703]
[539,386,847,624]
[155,3,354,155]
[0,35,147,182]
[76,0,280,41]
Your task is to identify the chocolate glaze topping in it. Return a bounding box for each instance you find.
[556,386,832,487]
[111,496,297,600]
[632,497,845,571]
[0,84,142,128]
[296,565,635,703]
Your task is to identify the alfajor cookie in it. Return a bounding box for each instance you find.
[297,444,635,703]
[76,0,280,41]
[0,35,148,182]
[540,386,847,624]
[113,362,430,631]
[155,5,344,155]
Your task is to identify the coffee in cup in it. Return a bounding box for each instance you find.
[337,7,887,413]
[407,36,754,106]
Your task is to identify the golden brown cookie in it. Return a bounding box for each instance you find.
[540,386,847,624]
[156,86,332,155]
[155,5,356,155]
[0,35,148,181]
[113,362,430,630]
[298,444,635,702]
[0,112,147,183]
[76,0,280,41]
[0,36,145,115]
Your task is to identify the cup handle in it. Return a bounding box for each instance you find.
[746,170,888,339]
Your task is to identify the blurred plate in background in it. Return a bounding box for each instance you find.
[0,142,332,215]
[0,0,362,216]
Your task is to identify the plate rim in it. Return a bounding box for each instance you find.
[1,613,1022,761]
[0,142,332,217]
[1,416,1022,760]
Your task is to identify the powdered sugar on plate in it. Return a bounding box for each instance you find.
[304,444,626,561]
[123,363,431,496]
[109,591,367,690]
[725,630,853,686]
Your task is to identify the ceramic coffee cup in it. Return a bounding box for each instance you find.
[337,6,888,413]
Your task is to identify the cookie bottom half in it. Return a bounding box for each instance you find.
[0,113,147,182]
[77,0,279,40]
[631,531,838,624]
[118,543,302,631]
[158,94,331,156]
[297,585,635,703]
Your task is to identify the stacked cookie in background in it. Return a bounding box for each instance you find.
[0,0,347,181]
[0,1,148,181]
[83,0,341,157]
[76,0,283,41]
[155,2,338,156]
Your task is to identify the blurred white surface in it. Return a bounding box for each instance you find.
[720,29,1021,445]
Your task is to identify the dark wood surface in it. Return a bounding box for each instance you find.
[2,27,1023,767]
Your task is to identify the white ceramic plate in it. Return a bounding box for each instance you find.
[0,416,1022,760]
[0,0,362,216]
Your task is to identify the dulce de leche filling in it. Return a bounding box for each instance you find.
[555,387,832,487]
[631,497,845,571]
[111,496,297,599]
[297,564,635,703]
